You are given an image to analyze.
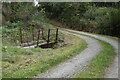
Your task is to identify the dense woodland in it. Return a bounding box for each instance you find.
[2,2,120,37]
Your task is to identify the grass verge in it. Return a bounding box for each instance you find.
[66,30,116,78]
[73,40,115,78]
[2,31,87,78]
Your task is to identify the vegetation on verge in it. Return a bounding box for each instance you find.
[2,2,120,37]
[2,31,87,78]
[2,2,119,78]
[2,2,88,78]
[63,29,116,78]
[2,22,64,46]
[73,36,115,78]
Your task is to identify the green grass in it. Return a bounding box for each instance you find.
[2,31,87,78]
[73,40,115,78]
[2,22,64,46]
[105,36,119,41]
[2,46,33,55]
[68,31,116,78]
[30,48,42,52]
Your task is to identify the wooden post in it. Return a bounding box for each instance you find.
[55,28,58,43]
[27,36,30,47]
[20,27,23,45]
[47,29,50,45]
[37,29,40,47]
[42,28,44,39]
[31,26,34,41]
[12,29,16,45]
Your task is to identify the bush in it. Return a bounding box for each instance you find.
[67,6,120,37]
[46,3,120,37]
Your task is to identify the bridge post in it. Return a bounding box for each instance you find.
[37,29,40,47]
[20,27,23,45]
[42,28,44,39]
[31,26,34,41]
[47,29,50,46]
[55,28,58,43]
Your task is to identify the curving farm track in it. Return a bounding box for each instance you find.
[36,29,119,78]
[67,29,119,78]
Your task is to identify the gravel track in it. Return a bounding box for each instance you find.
[36,31,101,78]
[67,29,119,78]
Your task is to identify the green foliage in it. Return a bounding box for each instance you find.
[3,2,36,22]
[2,2,120,37]
[110,8,120,37]
[39,3,120,37]
[3,2,119,37]
[2,25,21,45]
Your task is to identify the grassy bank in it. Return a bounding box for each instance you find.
[73,40,115,78]
[2,21,64,46]
[67,30,116,78]
[2,31,87,78]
